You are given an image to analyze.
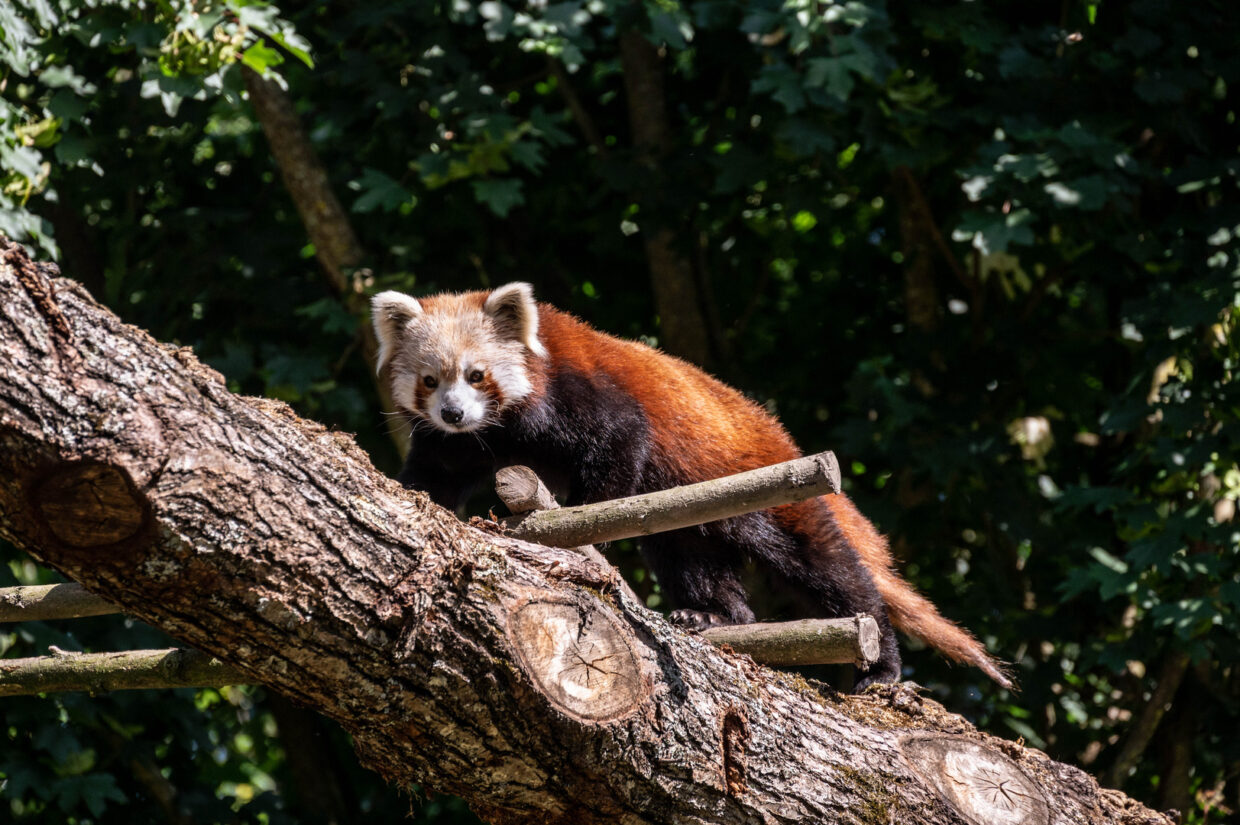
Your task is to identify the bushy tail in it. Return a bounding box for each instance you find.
[822,495,1013,689]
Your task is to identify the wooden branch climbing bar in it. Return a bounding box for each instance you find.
[502,450,842,547]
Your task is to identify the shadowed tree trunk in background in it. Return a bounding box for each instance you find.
[619,30,713,368]
[268,693,354,825]
[0,239,1172,825]
[242,67,407,457]
[892,167,942,336]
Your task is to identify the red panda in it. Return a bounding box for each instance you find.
[372,282,1010,689]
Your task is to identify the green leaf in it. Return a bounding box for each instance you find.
[240,42,285,75]
[509,139,546,173]
[647,8,693,51]
[805,57,854,101]
[478,1,515,41]
[776,118,836,156]
[953,209,1035,254]
[528,106,574,147]
[295,299,359,335]
[1044,175,1110,210]
[349,168,412,213]
[269,31,315,69]
[753,64,806,113]
[1056,486,1133,514]
[52,773,128,817]
[39,64,97,95]
[47,89,90,122]
[472,178,525,217]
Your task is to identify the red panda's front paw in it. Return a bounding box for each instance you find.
[669,609,730,631]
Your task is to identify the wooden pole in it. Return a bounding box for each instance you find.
[0,648,242,696]
[701,616,880,669]
[495,463,876,668]
[502,451,842,547]
[0,582,116,622]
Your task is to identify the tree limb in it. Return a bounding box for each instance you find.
[1105,649,1192,789]
[0,582,116,622]
[0,238,1171,825]
[0,648,241,696]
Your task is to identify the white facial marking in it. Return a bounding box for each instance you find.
[380,290,542,434]
[433,373,490,432]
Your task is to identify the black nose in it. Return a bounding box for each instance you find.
[441,407,464,424]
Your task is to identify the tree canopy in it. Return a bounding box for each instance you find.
[2,0,1238,822]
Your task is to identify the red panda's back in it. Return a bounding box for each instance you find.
[537,307,802,485]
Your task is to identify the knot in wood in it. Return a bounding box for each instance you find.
[901,735,1048,825]
[508,600,645,722]
[35,462,147,548]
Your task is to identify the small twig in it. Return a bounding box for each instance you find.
[501,451,841,548]
[0,648,245,696]
[0,583,118,622]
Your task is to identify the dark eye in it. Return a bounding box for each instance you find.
[468,370,484,384]
[423,375,438,389]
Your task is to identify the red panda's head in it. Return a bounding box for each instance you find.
[371,282,547,433]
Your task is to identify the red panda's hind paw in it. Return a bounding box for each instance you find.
[854,661,902,691]
[669,609,731,631]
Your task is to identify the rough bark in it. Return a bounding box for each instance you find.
[0,238,1171,825]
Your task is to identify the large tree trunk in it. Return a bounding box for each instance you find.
[0,238,1169,825]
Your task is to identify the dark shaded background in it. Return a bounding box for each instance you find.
[2,1,1238,822]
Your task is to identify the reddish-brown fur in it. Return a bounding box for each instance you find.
[536,308,1009,687]
[380,285,1008,688]
[821,494,1011,686]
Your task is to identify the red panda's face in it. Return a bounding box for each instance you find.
[371,283,546,433]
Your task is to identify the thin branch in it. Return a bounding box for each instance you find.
[0,648,244,696]
[893,165,971,290]
[0,582,117,622]
[503,451,842,547]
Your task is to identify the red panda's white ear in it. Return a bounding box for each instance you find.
[484,282,547,357]
[371,291,424,374]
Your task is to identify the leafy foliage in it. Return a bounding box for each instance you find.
[2,0,1239,822]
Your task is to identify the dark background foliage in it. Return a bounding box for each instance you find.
[2,0,1238,822]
